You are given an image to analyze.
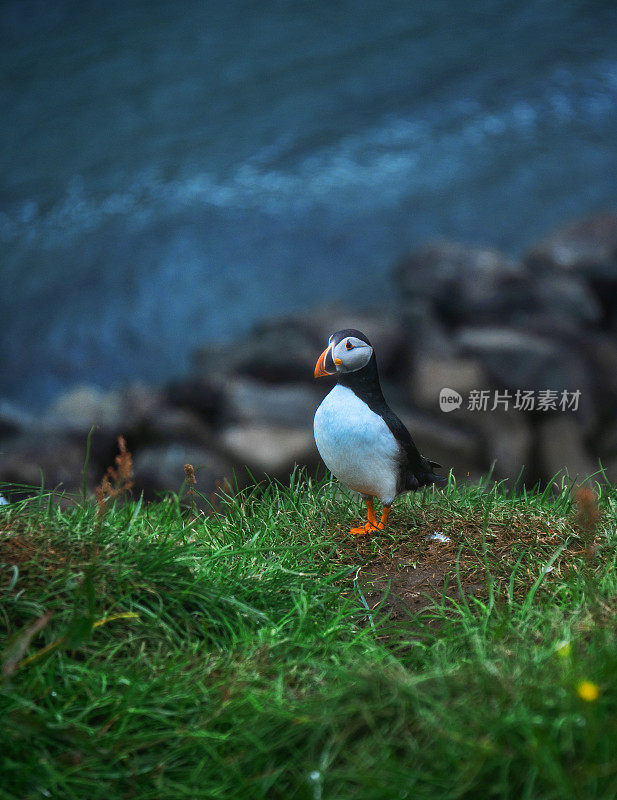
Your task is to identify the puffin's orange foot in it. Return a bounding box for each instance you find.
[349,521,379,536]
[348,500,390,536]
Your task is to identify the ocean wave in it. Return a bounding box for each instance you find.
[1,60,616,248]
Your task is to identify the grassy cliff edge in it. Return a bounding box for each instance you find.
[2,474,617,799]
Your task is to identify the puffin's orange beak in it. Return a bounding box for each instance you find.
[314,346,330,378]
[314,345,341,378]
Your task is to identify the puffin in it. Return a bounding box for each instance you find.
[313,329,446,536]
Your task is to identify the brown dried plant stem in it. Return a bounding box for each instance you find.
[574,487,601,612]
[95,436,135,527]
[184,464,197,515]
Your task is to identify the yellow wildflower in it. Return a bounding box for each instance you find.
[577,681,600,702]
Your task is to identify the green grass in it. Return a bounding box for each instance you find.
[2,472,617,799]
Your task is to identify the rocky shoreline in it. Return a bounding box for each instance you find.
[2,210,617,502]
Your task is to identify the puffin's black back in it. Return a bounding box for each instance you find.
[333,328,445,491]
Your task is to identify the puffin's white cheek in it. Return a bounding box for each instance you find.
[346,348,371,371]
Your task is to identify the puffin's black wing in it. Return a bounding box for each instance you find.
[380,408,446,491]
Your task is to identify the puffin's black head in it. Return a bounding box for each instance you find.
[314,329,374,378]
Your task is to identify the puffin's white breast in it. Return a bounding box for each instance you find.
[313,384,400,505]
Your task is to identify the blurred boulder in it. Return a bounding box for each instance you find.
[126,408,213,450]
[399,297,458,357]
[397,411,482,483]
[40,383,170,480]
[568,334,617,428]
[514,273,600,329]
[132,444,232,500]
[0,435,93,496]
[192,327,317,384]
[456,327,589,394]
[191,341,235,380]
[394,240,600,330]
[592,419,617,474]
[409,356,488,411]
[120,382,166,421]
[468,410,533,483]
[526,210,617,281]
[217,424,317,479]
[44,385,125,432]
[536,416,598,485]
[221,377,324,428]
[393,241,526,325]
[165,377,223,423]
[192,305,408,384]
[0,400,34,440]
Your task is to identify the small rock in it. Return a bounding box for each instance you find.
[428,532,451,543]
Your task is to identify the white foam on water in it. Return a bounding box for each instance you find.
[2,60,616,249]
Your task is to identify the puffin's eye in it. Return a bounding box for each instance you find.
[346,340,354,350]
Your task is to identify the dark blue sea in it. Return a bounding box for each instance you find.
[2,0,617,409]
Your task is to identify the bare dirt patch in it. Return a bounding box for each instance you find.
[0,517,96,583]
[331,501,587,620]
